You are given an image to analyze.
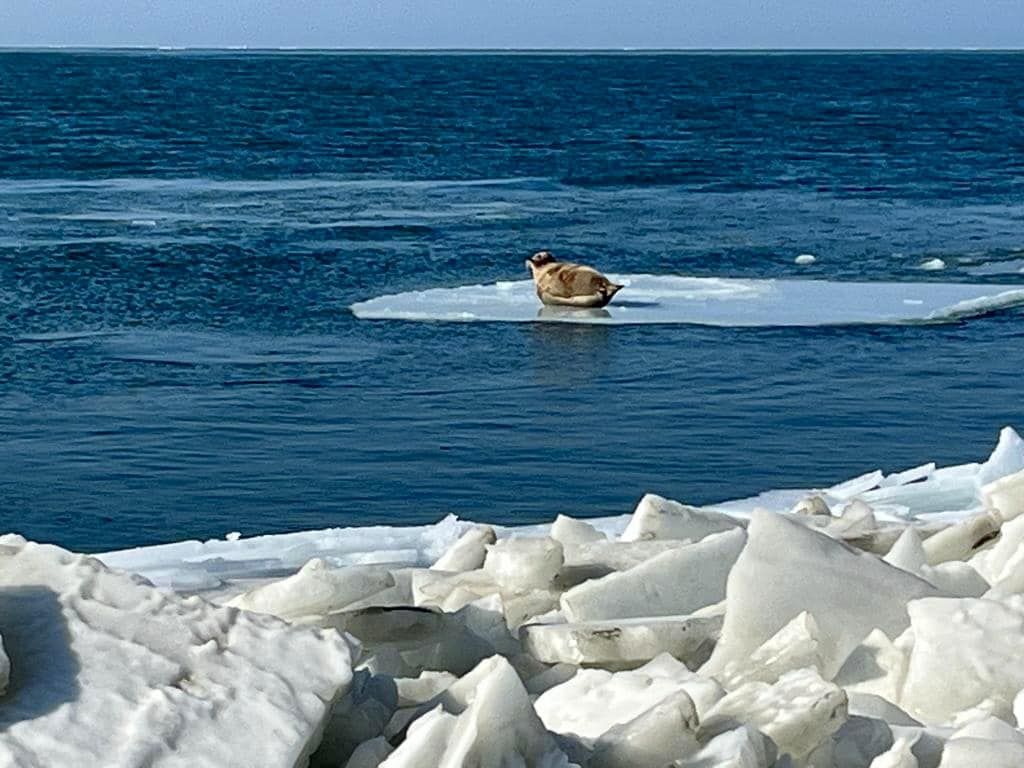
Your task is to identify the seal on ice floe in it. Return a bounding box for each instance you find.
[525,251,624,308]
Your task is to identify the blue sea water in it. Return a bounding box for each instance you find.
[2,51,1024,552]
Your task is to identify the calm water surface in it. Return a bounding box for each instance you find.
[2,51,1023,551]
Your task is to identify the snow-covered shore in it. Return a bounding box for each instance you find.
[3,427,1024,766]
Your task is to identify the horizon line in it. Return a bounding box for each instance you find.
[1,45,1023,53]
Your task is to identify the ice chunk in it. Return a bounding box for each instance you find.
[885,528,930,574]
[900,596,1024,725]
[534,654,716,744]
[885,528,990,598]
[972,514,1024,587]
[983,468,1024,521]
[524,663,579,696]
[430,525,496,572]
[379,655,566,767]
[978,426,1024,486]
[936,736,1024,767]
[835,629,912,704]
[588,690,700,768]
[677,725,776,767]
[484,537,564,594]
[350,276,1024,326]
[849,693,922,727]
[869,736,919,768]
[227,559,394,620]
[395,671,458,707]
[704,511,939,680]
[411,569,501,612]
[503,589,561,630]
[827,499,878,539]
[795,254,817,265]
[520,614,721,668]
[920,511,1001,565]
[920,258,947,271]
[715,611,825,690]
[560,528,746,622]
[561,539,693,574]
[0,535,354,768]
[829,470,886,501]
[881,464,937,488]
[621,493,743,542]
[699,668,848,760]
[550,514,606,546]
[792,495,832,517]
[99,513,474,590]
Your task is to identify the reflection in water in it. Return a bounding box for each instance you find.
[536,306,612,322]
[526,316,614,387]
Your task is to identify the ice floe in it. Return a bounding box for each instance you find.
[350,275,1024,326]
[1,426,1021,765]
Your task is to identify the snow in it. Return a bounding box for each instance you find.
[0,535,354,768]
[350,275,1024,326]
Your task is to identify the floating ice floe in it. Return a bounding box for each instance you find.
[350,275,1024,326]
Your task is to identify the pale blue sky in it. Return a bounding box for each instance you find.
[1,0,1022,49]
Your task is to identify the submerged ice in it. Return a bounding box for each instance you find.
[350,275,1024,326]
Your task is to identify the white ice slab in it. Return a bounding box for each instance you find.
[0,535,354,768]
[351,275,1024,326]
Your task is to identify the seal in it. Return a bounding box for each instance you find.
[525,251,624,308]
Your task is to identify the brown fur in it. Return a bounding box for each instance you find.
[525,251,623,308]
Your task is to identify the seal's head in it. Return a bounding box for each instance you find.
[526,251,556,273]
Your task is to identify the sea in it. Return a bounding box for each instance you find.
[2,50,1023,552]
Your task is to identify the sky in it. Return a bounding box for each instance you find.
[1,0,1022,50]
